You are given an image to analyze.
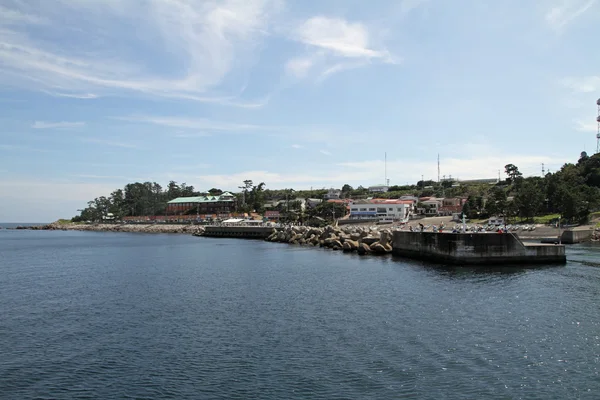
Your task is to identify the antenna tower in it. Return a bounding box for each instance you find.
[596,98,600,154]
[384,152,387,186]
[541,163,545,176]
[437,154,440,183]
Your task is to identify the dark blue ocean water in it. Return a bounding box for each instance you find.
[1,229,599,399]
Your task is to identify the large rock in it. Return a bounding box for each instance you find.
[361,235,380,246]
[370,242,390,254]
[357,243,371,255]
[350,232,362,241]
[379,230,393,246]
[342,240,359,252]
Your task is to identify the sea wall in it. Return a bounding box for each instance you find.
[201,226,273,239]
[392,231,566,265]
[561,229,594,244]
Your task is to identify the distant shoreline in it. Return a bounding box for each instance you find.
[5,222,203,234]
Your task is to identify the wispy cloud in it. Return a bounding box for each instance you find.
[561,76,600,93]
[43,91,99,99]
[82,138,139,149]
[319,149,332,155]
[72,174,130,180]
[0,0,279,105]
[575,119,598,132]
[296,16,390,59]
[32,121,85,129]
[291,144,304,149]
[546,0,597,30]
[287,16,397,80]
[285,57,315,78]
[0,5,47,25]
[396,0,430,16]
[0,144,50,152]
[115,115,266,132]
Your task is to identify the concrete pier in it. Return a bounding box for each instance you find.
[202,226,274,239]
[392,231,566,265]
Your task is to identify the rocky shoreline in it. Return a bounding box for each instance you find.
[9,222,204,234]
[262,224,394,254]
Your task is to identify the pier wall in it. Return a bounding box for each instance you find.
[392,231,566,265]
[203,226,274,239]
[561,229,593,244]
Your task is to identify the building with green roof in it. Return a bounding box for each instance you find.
[166,192,236,215]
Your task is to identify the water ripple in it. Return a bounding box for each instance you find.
[1,232,599,399]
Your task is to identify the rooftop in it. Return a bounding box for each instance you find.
[167,192,235,204]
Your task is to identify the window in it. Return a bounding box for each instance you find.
[360,208,367,211]
[368,208,376,211]
[389,208,393,211]
[351,208,358,212]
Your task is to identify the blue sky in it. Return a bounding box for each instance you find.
[1,0,599,222]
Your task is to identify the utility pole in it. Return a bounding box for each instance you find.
[542,163,545,176]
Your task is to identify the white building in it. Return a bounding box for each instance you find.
[419,198,443,216]
[323,188,341,199]
[368,185,389,193]
[350,200,412,223]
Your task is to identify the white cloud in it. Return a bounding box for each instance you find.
[546,0,597,30]
[397,0,430,16]
[0,5,47,25]
[291,144,303,149]
[44,91,99,99]
[170,151,561,192]
[0,144,49,152]
[82,138,139,149]
[115,115,267,131]
[285,57,314,78]
[0,0,278,105]
[296,16,389,59]
[319,149,332,155]
[575,119,598,132]
[0,179,121,222]
[287,15,397,81]
[73,174,130,180]
[32,121,85,129]
[561,76,600,93]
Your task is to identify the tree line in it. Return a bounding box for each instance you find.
[461,153,600,223]
[73,153,600,224]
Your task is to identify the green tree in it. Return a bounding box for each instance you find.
[504,164,522,184]
[307,202,347,223]
[461,201,472,219]
[514,179,544,221]
[485,187,507,217]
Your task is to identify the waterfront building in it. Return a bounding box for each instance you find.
[349,199,412,222]
[166,192,236,215]
[418,197,443,216]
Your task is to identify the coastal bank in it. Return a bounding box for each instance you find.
[8,221,578,265]
[197,224,567,265]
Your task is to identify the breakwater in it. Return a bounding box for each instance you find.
[393,231,566,265]
[195,225,567,264]
[200,226,273,239]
